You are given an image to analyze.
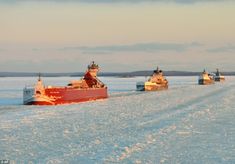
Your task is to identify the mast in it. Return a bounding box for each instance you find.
[38,72,41,81]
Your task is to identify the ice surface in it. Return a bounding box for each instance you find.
[0,76,235,163]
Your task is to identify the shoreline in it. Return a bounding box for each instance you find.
[0,71,235,77]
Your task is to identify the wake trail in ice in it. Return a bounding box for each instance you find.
[109,91,147,98]
[137,83,234,129]
[106,84,235,162]
[109,83,197,99]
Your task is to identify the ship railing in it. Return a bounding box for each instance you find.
[24,85,35,89]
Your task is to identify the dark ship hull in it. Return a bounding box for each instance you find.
[214,76,225,82]
[198,79,214,85]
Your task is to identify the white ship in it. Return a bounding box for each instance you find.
[214,69,225,82]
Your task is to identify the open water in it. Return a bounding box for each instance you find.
[0,76,234,163]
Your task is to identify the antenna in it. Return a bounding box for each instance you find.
[38,72,41,81]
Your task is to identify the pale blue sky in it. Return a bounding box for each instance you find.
[0,0,234,72]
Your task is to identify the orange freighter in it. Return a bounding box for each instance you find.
[198,69,214,85]
[136,67,168,91]
[23,61,108,105]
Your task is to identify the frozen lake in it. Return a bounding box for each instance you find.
[0,76,235,163]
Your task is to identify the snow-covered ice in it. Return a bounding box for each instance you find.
[0,76,234,163]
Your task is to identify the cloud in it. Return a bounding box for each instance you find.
[60,42,202,54]
[0,0,230,5]
[207,45,235,53]
[79,0,229,4]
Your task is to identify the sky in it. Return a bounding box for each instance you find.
[0,0,235,72]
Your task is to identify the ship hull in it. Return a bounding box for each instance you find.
[198,79,214,85]
[25,101,55,105]
[136,82,168,91]
[24,87,108,105]
[214,76,225,82]
[144,85,168,91]
[24,96,55,105]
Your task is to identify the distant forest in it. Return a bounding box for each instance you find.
[0,71,235,77]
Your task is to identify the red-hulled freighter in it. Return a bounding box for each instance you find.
[23,61,108,105]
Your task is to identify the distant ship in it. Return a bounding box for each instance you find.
[23,61,108,105]
[136,67,168,91]
[198,69,214,85]
[214,68,225,82]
